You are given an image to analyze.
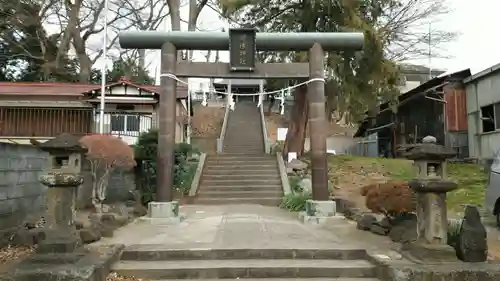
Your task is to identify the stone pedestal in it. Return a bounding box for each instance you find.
[403,135,458,262]
[38,173,83,254]
[300,199,342,225]
[142,201,183,224]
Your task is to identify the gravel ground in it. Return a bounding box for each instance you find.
[106,273,152,281]
[0,245,35,266]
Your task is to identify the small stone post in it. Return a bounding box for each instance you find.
[36,134,86,253]
[405,135,458,262]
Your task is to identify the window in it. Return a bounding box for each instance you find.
[111,115,140,132]
[127,115,140,131]
[111,115,125,131]
[481,105,495,133]
[495,103,500,130]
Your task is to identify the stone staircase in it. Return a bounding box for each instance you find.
[193,101,282,206]
[112,247,380,281]
[223,100,265,154]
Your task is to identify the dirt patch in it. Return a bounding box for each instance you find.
[192,104,225,138]
[326,155,414,212]
[265,113,287,143]
[0,245,35,271]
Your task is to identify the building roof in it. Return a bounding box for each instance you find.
[0,77,188,99]
[353,68,471,137]
[463,62,500,84]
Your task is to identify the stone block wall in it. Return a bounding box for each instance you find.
[0,143,47,232]
[0,142,136,234]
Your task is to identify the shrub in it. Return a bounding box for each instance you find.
[271,141,284,155]
[134,129,199,205]
[80,134,136,212]
[280,192,312,212]
[288,175,303,193]
[361,180,416,221]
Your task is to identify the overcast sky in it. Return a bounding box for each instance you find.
[121,0,500,89]
[426,0,499,74]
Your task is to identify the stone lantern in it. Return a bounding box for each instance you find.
[36,133,86,254]
[404,135,458,262]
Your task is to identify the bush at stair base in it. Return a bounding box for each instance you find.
[280,192,312,212]
[134,129,200,205]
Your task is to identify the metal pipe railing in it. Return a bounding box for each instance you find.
[217,105,230,153]
[259,103,270,154]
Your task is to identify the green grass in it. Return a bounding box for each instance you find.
[447,163,487,213]
[324,155,487,214]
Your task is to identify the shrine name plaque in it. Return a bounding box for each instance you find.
[229,28,256,72]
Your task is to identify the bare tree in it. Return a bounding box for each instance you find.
[369,0,456,61]
[0,0,69,79]
[48,0,170,82]
[116,0,170,68]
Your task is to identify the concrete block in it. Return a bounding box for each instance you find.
[300,200,341,226]
[306,199,336,216]
[145,201,183,224]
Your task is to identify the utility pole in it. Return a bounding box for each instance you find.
[428,23,432,81]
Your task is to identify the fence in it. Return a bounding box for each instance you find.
[347,133,379,157]
[0,107,92,137]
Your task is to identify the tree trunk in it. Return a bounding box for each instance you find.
[187,0,208,61]
[283,85,309,159]
[72,30,93,83]
[138,49,146,69]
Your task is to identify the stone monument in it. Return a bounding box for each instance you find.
[36,133,85,254]
[404,135,458,262]
[457,205,488,262]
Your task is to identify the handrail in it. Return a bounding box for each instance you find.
[217,104,230,153]
[188,153,206,196]
[259,102,270,154]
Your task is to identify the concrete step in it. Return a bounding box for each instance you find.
[223,150,265,154]
[205,160,275,165]
[223,144,264,148]
[202,169,279,176]
[112,259,376,279]
[201,179,282,186]
[206,156,274,162]
[223,142,263,146]
[217,150,264,155]
[204,164,278,170]
[198,190,283,199]
[119,248,368,261]
[209,154,273,159]
[155,277,380,281]
[202,174,280,180]
[199,185,282,192]
[226,125,261,128]
[193,198,282,206]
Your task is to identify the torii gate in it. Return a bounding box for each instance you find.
[119,29,364,221]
